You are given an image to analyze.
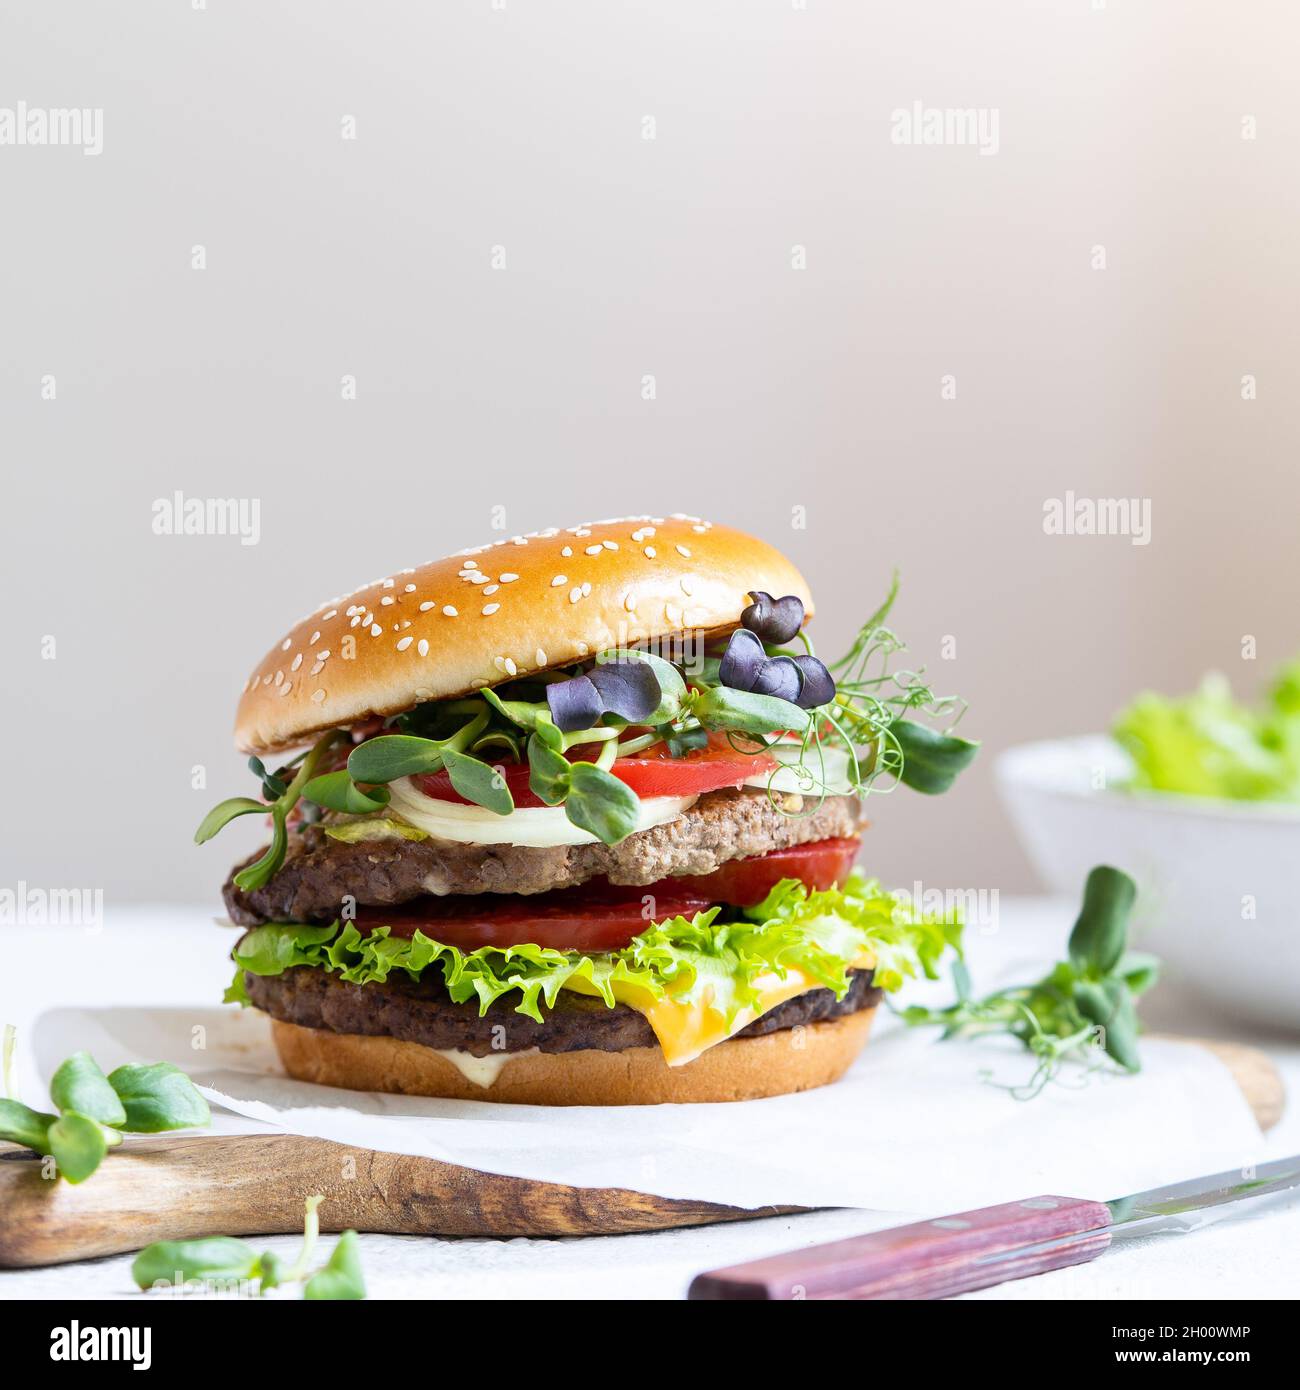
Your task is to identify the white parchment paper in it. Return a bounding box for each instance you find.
[33,1005,1265,1213]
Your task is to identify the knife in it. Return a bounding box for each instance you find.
[688,1154,1300,1300]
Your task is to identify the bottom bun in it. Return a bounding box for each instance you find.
[269,1008,876,1106]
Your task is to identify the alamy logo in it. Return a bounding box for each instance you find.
[151,491,261,546]
[0,882,103,927]
[892,881,1000,934]
[890,102,999,156]
[1043,492,1152,546]
[49,1322,151,1370]
[0,101,103,156]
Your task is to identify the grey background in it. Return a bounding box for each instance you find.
[2,0,1297,906]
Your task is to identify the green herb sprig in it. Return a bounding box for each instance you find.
[901,866,1159,1098]
[195,730,351,890]
[0,1027,210,1183]
[750,571,978,807]
[132,1194,365,1300]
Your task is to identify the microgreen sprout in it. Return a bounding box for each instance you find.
[0,1028,210,1182]
[131,1195,365,1300]
[902,866,1160,1098]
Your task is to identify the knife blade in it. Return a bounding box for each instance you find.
[688,1155,1300,1300]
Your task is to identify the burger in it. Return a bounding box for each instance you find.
[201,515,977,1104]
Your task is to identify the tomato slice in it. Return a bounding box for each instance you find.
[667,836,861,907]
[356,882,716,954]
[409,733,776,808]
[355,836,861,952]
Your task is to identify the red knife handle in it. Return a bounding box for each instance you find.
[688,1195,1112,1300]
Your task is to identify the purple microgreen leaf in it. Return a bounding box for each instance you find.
[740,591,775,633]
[545,675,604,732]
[750,655,805,703]
[718,629,766,691]
[587,658,662,723]
[792,655,836,708]
[741,591,805,644]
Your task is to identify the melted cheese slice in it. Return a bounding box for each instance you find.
[563,948,877,1067]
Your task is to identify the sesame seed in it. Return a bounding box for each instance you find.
[310,661,324,675]
[535,647,547,666]
[692,525,708,533]
[644,546,657,559]
[585,544,602,556]
[551,575,567,587]
[504,657,518,676]
[493,656,507,673]
[312,689,326,703]
[575,528,591,537]
[576,641,589,656]
[569,587,582,604]
[419,601,435,612]
[603,540,618,550]
[261,674,272,685]
[581,582,591,596]
[280,638,292,652]
[317,650,330,660]
[310,630,320,643]
[676,544,691,558]
[350,616,361,628]
[417,639,429,657]
[396,636,413,651]
[279,682,292,697]
[482,603,500,615]
[500,573,519,583]
[442,606,458,617]
[561,546,573,557]
[323,609,338,619]
[382,579,395,588]
[273,670,284,686]
[381,596,394,606]
[483,584,499,595]
[463,560,478,569]
[370,624,382,637]
[404,584,416,592]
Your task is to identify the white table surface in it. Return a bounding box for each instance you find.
[3,898,1299,1301]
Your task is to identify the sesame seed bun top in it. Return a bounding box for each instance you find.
[234,515,814,754]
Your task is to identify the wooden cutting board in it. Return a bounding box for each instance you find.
[0,1037,1282,1268]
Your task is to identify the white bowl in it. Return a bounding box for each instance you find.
[995,736,1300,1032]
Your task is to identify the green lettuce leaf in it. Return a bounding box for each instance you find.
[228,872,962,1030]
[1114,672,1300,802]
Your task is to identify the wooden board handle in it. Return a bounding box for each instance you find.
[688,1195,1112,1300]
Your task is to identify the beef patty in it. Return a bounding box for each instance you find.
[225,787,861,927]
[243,962,881,1057]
